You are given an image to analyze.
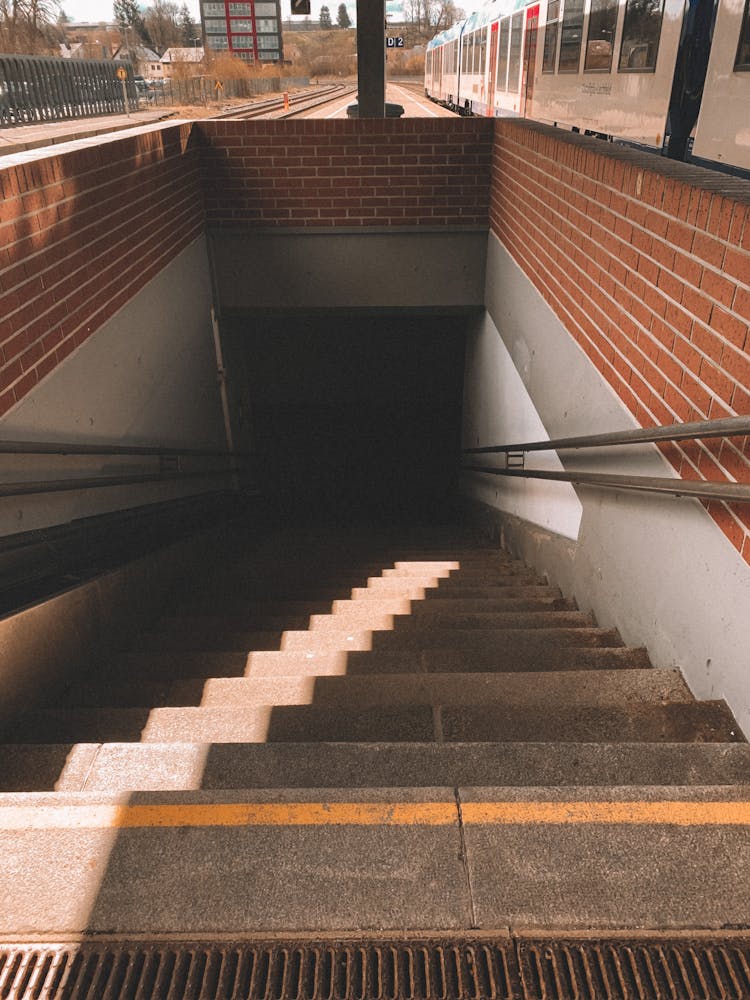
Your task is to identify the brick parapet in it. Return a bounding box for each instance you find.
[491,119,750,563]
[194,118,494,229]
[0,122,204,419]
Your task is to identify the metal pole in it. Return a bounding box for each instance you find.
[356,0,385,117]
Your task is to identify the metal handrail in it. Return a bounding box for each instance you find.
[462,416,750,455]
[0,469,241,499]
[0,440,251,458]
[462,417,750,504]
[462,465,750,504]
[0,439,251,499]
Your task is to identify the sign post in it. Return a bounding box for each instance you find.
[116,66,129,117]
[357,0,385,117]
[214,79,224,105]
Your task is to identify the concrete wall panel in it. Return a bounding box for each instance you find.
[0,237,230,535]
[467,233,750,734]
[210,232,487,311]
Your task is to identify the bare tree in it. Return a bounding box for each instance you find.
[401,0,462,43]
[142,0,182,53]
[0,0,60,53]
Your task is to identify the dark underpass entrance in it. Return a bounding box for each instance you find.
[223,311,470,521]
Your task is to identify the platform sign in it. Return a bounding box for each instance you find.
[386,36,405,47]
[117,66,130,118]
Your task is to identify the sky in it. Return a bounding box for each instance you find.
[60,0,405,27]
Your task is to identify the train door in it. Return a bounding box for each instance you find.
[488,22,500,115]
[666,0,718,159]
[522,3,540,117]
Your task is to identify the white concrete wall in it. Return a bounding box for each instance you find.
[209,231,487,310]
[0,237,230,536]
[463,232,750,734]
[462,311,583,540]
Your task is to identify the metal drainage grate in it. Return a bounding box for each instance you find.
[518,939,750,1000]
[0,938,749,1000]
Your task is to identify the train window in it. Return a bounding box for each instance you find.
[508,11,524,91]
[736,0,750,68]
[497,17,511,89]
[558,0,585,71]
[618,0,664,71]
[543,0,560,71]
[585,0,617,70]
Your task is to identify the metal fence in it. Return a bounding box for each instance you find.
[143,74,310,107]
[0,53,136,126]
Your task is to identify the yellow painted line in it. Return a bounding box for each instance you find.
[462,801,750,826]
[0,802,457,831]
[0,801,749,831]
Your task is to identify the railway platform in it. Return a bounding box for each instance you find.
[0,108,175,158]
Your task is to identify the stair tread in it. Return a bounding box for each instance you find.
[4,741,748,793]
[57,669,692,709]
[6,700,740,745]
[133,624,621,654]
[103,644,650,681]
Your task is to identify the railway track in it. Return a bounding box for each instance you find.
[212,83,358,121]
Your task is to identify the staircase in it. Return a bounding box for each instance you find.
[0,521,748,939]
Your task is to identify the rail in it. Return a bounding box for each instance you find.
[462,416,750,504]
[0,439,250,499]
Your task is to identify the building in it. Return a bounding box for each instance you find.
[199,0,283,62]
[112,44,163,79]
[160,46,205,77]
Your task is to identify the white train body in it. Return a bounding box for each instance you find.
[425,0,750,174]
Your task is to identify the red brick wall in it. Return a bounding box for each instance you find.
[195,119,493,228]
[491,120,750,564]
[0,123,203,419]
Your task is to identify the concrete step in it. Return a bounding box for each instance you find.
[103,643,648,683]
[6,699,740,744]
[1,784,748,934]
[56,669,691,710]
[151,608,590,635]
[156,597,576,632]
[351,576,546,596]
[166,589,566,618]
[5,741,749,793]
[175,579,552,609]
[132,625,620,654]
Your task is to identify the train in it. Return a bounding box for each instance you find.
[424,0,750,175]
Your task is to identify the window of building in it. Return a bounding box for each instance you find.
[202,2,224,13]
[207,36,229,47]
[237,50,255,60]
[228,2,252,12]
[256,18,277,32]
[205,18,227,32]
[232,32,255,44]
[230,19,253,30]
[260,49,279,59]
[585,0,618,70]
[256,34,277,48]
[542,0,560,71]
[255,2,276,13]
[735,0,750,68]
[497,17,510,90]
[507,11,523,90]
[618,0,664,71]
[558,0,584,71]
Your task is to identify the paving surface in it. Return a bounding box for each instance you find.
[0,109,175,157]
[0,523,748,936]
